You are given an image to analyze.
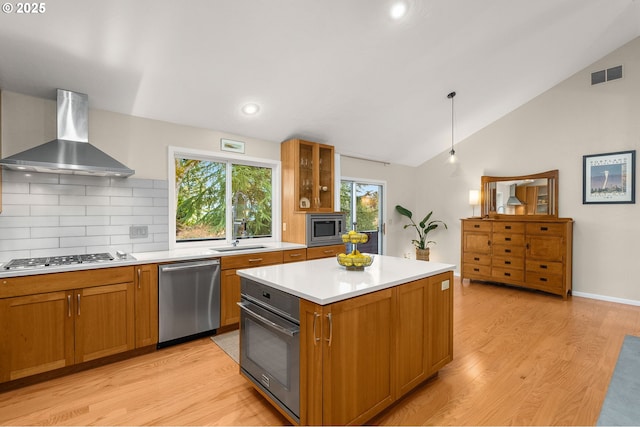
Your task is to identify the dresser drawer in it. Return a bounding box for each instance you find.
[525,272,564,294]
[492,233,525,246]
[463,220,492,233]
[221,251,283,270]
[492,245,525,257]
[526,260,563,275]
[465,264,491,277]
[493,256,524,270]
[493,222,525,233]
[463,252,491,266]
[525,222,566,236]
[492,267,524,282]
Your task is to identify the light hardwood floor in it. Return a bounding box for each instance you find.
[1,278,639,426]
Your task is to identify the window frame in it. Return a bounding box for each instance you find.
[168,145,281,250]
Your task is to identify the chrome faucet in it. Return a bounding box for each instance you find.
[232,191,251,239]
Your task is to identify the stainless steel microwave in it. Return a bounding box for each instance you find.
[306,213,346,247]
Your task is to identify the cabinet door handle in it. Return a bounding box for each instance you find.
[488,240,491,246]
[326,313,333,347]
[77,294,81,316]
[313,312,320,344]
[137,268,141,289]
[67,294,72,318]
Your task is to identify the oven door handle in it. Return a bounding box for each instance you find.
[237,302,299,337]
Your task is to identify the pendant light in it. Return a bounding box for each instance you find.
[447,91,456,163]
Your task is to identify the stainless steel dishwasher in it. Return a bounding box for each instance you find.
[158,258,221,348]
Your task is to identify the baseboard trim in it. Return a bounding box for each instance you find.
[572,291,640,307]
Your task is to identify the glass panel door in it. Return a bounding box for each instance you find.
[340,180,384,254]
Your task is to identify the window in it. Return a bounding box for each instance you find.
[169,146,280,248]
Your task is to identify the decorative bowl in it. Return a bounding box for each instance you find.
[337,252,374,271]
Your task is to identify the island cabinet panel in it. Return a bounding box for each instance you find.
[0,291,74,382]
[395,272,453,398]
[461,218,573,298]
[134,264,158,348]
[300,289,396,426]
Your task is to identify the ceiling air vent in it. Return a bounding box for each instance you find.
[591,65,623,85]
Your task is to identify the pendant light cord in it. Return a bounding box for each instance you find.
[447,91,456,159]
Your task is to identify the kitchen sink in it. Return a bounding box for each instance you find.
[212,245,268,252]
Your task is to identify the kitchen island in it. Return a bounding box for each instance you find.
[237,255,455,426]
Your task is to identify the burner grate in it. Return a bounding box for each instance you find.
[4,252,115,270]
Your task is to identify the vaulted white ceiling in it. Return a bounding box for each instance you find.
[1,0,639,166]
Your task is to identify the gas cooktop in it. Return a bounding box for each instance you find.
[3,252,116,270]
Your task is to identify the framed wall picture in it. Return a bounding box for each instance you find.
[220,138,245,154]
[583,150,635,204]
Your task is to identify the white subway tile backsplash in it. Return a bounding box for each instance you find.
[60,235,110,248]
[60,216,110,226]
[86,206,133,216]
[30,184,86,195]
[86,186,132,197]
[3,193,59,205]
[31,205,86,216]
[31,227,86,238]
[60,195,110,206]
[0,175,169,261]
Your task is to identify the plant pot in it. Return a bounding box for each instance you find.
[416,248,430,261]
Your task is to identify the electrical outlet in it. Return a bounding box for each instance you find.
[129,225,149,239]
[441,280,450,291]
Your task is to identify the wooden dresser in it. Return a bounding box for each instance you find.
[461,218,573,299]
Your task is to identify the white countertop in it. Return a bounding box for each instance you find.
[237,255,456,305]
[0,242,306,279]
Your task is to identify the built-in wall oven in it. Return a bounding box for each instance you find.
[306,212,346,247]
[238,277,300,423]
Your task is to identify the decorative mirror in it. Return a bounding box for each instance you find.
[481,170,559,218]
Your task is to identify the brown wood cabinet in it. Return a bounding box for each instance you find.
[281,138,335,245]
[134,264,158,348]
[306,244,346,260]
[461,218,573,298]
[0,267,136,382]
[220,251,284,327]
[299,271,453,426]
[283,248,307,263]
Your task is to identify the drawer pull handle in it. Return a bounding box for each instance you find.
[505,225,511,230]
[289,254,302,258]
[474,257,480,261]
[540,277,548,282]
[540,265,548,269]
[504,272,511,277]
[323,250,335,254]
[473,268,480,272]
[540,226,548,231]
[505,249,511,253]
[474,224,480,228]
[505,261,511,265]
[248,258,264,263]
[505,237,511,241]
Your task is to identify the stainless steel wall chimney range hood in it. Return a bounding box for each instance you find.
[0,89,135,177]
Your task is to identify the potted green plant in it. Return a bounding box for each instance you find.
[395,205,448,261]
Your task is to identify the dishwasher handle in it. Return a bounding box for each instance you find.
[237,301,299,337]
[159,259,220,273]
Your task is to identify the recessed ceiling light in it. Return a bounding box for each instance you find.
[241,103,260,115]
[390,1,408,19]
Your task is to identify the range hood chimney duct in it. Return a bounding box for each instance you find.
[0,89,135,177]
[506,183,523,206]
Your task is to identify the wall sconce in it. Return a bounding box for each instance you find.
[469,189,480,217]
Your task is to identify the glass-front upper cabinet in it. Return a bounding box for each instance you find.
[282,138,335,212]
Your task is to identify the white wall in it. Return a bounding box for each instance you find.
[414,37,640,302]
[1,91,281,180]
